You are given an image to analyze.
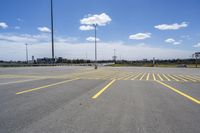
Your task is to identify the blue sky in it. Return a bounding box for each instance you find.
[0,0,200,61]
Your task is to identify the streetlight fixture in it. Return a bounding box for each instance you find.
[93,24,98,69]
[50,0,55,63]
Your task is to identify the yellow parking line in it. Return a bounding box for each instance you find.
[156,80,200,104]
[146,73,150,81]
[16,78,79,95]
[0,75,43,79]
[0,78,45,85]
[92,79,116,99]
[157,74,163,81]
[153,73,156,80]
[139,73,146,80]
[173,75,188,82]
[167,75,179,82]
[162,74,171,81]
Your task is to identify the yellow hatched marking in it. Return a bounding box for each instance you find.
[195,75,200,79]
[173,75,188,82]
[167,75,179,82]
[139,73,146,80]
[124,73,137,80]
[131,73,143,80]
[186,75,200,81]
[118,73,133,80]
[157,74,163,81]
[162,74,171,81]
[146,73,150,81]
[179,75,196,82]
[153,73,156,80]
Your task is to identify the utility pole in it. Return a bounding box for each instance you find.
[94,24,98,69]
[51,0,55,63]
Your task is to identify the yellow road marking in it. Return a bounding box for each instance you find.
[16,78,79,95]
[186,75,200,81]
[123,73,137,80]
[131,73,142,80]
[179,75,196,82]
[157,74,163,81]
[117,73,132,80]
[0,78,44,85]
[153,73,156,80]
[156,80,200,104]
[173,75,188,82]
[167,74,179,82]
[139,73,146,80]
[162,74,171,81]
[194,75,200,79]
[146,73,150,81]
[92,79,116,99]
[0,74,43,79]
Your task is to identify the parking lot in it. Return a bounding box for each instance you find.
[0,66,200,133]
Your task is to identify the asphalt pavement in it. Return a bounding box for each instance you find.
[0,66,200,133]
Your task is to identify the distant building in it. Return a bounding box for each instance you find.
[37,57,55,64]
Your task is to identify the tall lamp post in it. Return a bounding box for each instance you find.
[50,0,55,63]
[93,24,98,69]
[25,43,30,63]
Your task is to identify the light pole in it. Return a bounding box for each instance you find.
[93,24,98,69]
[25,43,29,63]
[50,0,55,63]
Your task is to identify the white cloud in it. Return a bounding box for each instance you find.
[155,22,188,30]
[0,22,8,29]
[0,33,50,43]
[0,40,192,61]
[86,37,100,42]
[38,27,51,33]
[165,38,182,45]
[129,33,151,40]
[79,25,94,31]
[0,33,78,44]
[165,38,176,43]
[193,43,200,48]
[80,13,111,26]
